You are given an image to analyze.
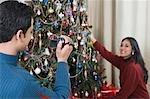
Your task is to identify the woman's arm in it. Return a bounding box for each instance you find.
[90,34,123,69]
[93,41,123,69]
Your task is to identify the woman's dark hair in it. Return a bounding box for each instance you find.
[122,37,148,84]
[0,0,34,43]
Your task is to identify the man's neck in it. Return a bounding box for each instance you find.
[0,42,18,55]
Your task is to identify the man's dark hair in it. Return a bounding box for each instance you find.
[0,0,34,43]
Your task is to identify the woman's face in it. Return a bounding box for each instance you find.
[120,39,132,59]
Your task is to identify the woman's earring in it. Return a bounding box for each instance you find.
[132,51,134,55]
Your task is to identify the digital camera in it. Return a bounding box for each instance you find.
[49,37,65,48]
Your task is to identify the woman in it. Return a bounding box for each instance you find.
[90,35,150,99]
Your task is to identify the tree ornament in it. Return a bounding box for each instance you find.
[53,21,59,29]
[47,31,53,38]
[95,87,97,93]
[82,50,86,57]
[87,41,93,48]
[39,33,42,49]
[74,92,78,97]
[85,91,89,97]
[39,0,43,2]
[92,54,97,63]
[97,92,101,98]
[58,12,64,19]
[62,19,69,29]
[70,16,75,24]
[73,0,77,11]
[84,67,88,80]
[43,0,48,6]
[78,62,82,70]
[93,71,98,81]
[55,1,62,12]
[77,35,82,40]
[74,42,78,49]
[44,59,48,66]
[68,30,74,37]
[35,21,43,30]
[78,79,82,84]
[23,56,29,61]
[43,48,50,55]
[48,7,54,13]
[80,39,85,45]
[48,68,53,77]
[82,30,90,37]
[34,67,41,74]
[66,0,72,17]
[83,60,86,63]
[37,9,41,15]
[30,70,33,75]
[72,57,76,63]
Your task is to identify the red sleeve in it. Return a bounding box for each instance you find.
[112,64,139,99]
[93,41,124,69]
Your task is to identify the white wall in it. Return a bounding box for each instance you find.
[88,0,150,90]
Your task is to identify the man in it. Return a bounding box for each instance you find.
[0,1,73,99]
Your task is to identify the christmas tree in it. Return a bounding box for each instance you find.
[19,0,106,98]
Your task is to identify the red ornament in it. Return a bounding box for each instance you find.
[24,56,29,61]
[68,30,74,37]
[62,19,69,29]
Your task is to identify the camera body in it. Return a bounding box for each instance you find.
[49,37,65,48]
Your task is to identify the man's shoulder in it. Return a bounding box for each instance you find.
[1,64,36,82]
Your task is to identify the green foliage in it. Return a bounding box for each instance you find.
[19,0,106,98]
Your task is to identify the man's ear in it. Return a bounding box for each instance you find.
[16,30,23,40]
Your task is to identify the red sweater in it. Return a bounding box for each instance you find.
[93,41,150,99]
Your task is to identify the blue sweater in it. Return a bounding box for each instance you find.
[0,53,70,99]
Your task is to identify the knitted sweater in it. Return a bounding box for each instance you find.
[0,53,70,99]
[93,41,150,99]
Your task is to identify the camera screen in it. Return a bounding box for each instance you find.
[49,39,58,48]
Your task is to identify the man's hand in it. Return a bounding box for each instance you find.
[56,35,73,63]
